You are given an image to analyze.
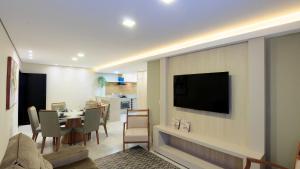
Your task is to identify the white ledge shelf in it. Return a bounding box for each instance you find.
[153,125,264,169]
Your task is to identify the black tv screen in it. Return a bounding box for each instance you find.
[174,72,229,114]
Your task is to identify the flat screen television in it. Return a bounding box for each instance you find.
[174,72,229,114]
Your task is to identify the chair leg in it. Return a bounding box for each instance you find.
[83,134,86,146]
[52,137,56,151]
[34,133,39,142]
[147,142,150,151]
[56,137,61,152]
[104,124,108,137]
[41,137,46,154]
[96,130,99,144]
[123,142,125,152]
[32,133,36,140]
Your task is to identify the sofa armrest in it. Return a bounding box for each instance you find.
[43,145,88,168]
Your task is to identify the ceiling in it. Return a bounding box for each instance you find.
[1,0,300,73]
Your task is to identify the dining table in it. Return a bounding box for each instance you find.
[58,110,86,145]
[58,105,107,145]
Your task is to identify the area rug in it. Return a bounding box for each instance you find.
[94,146,180,169]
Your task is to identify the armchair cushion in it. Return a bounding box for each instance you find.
[43,146,88,168]
[127,116,148,128]
[124,128,148,142]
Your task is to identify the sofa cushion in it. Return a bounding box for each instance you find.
[43,146,88,168]
[0,133,53,169]
[39,154,53,169]
[3,165,24,169]
[124,128,148,142]
[55,159,97,169]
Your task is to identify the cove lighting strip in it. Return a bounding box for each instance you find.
[93,11,300,72]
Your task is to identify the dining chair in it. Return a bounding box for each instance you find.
[74,108,101,146]
[27,106,41,142]
[85,100,98,109]
[51,102,67,112]
[100,104,110,137]
[39,110,72,153]
[123,109,149,152]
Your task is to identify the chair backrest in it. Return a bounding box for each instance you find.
[101,104,110,123]
[85,100,98,109]
[27,106,40,133]
[51,102,66,111]
[39,110,61,137]
[127,109,149,129]
[84,108,101,133]
[244,158,288,169]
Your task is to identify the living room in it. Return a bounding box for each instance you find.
[1,1,300,169]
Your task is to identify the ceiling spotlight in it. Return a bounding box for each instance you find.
[72,57,78,61]
[77,53,85,58]
[161,0,175,4]
[122,18,136,28]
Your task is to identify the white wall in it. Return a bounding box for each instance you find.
[267,33,300,168]
[159,40,265,161]
[0,25,20,161]
[137,71,147,109]
[22,63,99,110]
[166,42,249,146]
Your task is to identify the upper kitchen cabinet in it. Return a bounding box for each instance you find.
[100,73,137,83]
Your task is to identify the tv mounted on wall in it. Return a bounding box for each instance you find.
[174,72,229,114]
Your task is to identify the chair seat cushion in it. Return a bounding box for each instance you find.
[124,128,148,142]
[60,127,72,136]
[73,127,84,133]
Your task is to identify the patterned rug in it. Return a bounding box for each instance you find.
[94,146,180,169]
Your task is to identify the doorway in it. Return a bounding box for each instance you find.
[18,72,47,125]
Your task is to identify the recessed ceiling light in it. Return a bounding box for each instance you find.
[161,0,175,4]
[54,64,58,66]
[28,53,33,57]
[72,57,78,61]
[113,71,120,74]
[29,56,33,60]
[28,50,33,53]
[77,53,85,58]
[122,18,136,28]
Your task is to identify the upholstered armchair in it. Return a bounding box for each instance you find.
[123,109,149,152]
[244,158,288,169]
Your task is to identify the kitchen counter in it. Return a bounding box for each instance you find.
[97,95,137,122]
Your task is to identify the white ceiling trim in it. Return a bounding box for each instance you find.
[95,11,300,72]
